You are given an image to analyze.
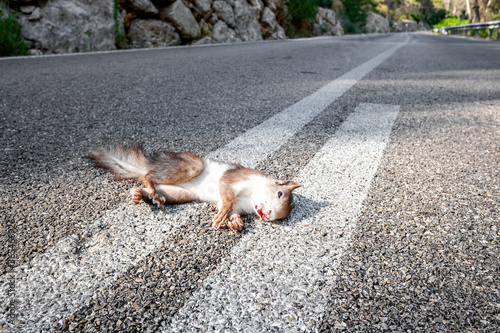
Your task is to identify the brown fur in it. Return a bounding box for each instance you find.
[89,144,149,181]
[90,144,204,206]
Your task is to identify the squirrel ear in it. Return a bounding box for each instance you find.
[276,180,301,191]
[286,181,301,191]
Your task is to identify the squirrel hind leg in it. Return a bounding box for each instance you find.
[129,186,165,207]
[129,185,195,207]
[153,185,195,204]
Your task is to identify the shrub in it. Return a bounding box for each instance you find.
[113,0,127,49]
[410,13,421,23]
[283,0,318,38]
[342,16,363,34]
[341,0,375,34]
[316,0,334,8]
[288,0,319,21]
[433,16,469,29]
[0,1,30,57]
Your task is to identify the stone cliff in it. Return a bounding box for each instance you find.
[9,0,344,54]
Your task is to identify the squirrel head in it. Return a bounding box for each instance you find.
[254,179,301,221]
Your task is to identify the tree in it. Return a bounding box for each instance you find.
[472,0,480,21]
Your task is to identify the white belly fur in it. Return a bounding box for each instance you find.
[178,158,231,204]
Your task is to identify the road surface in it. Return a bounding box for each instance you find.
[1,32,499,332]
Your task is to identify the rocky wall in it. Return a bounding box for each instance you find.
[9,0,344,54]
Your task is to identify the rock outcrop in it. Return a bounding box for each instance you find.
[128,19,180,47]
[211,20,240,43]
[8,0,347,54]
[213,0,236,28]
[160,0,201,40]
[392,19,429,32]
[16,0,116,54]
[312,7,343,37]
[233,0,263,41]
[260,7,285,39]
[364,12,390,33]
[118,0,159,16]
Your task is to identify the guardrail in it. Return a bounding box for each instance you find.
[440,20,500,38]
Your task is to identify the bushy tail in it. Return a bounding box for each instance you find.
[89,144,150,181]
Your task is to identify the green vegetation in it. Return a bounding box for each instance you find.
[284,0,376,36]
[113,0,127,49]
[418,0,446,26]
[317,0,335,8]
[288,0,319,20]
[433,15,499,40]
[410,13,421,22]
[283,0,322,37]
[0,1,30,57]
[433,16,469,29]
[341,0,376,33]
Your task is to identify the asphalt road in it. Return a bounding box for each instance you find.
[1,33,499,332]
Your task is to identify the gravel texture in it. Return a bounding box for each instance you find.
[317,34,500,332]
[319,100,499,332]
[62,203,244,332]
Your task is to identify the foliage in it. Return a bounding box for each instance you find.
[416,0,446,25]
[342,16,364,33]
[283,0,318,38]
[433,16,469,28]
[0,1,30,57]
[424,7,446,25]
[316,0,334,8]
[288,0,319,20]
[477,29,489,38]
[410,13,421,22]
[113,0,127,49]
[341,0,376,33]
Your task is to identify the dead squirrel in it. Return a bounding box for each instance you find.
[90,144,300,232]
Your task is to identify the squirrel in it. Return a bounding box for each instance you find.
[89,144,300,232]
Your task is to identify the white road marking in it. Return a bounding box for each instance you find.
[209,42,405,167]
[169,103,400,332]
[0,39,405,331]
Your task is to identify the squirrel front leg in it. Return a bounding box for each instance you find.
[212,182,243,232]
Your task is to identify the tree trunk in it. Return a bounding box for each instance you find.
[386,0,392,19]
[465,0,472,22]
[473,0,480,22]
[484,0,492,21]
[444,0,451,12]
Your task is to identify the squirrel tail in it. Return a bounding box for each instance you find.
[90,143,150,181]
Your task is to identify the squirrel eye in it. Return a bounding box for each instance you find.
[278,191,283,199]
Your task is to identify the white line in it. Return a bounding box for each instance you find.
[168,103,400,332]
[209,41,405,167]
[0,40,405,331]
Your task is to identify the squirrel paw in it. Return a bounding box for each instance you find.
[129,187,143,205]
[148,192,166,208]
[227,214,243,232]
[212,209,231,229]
